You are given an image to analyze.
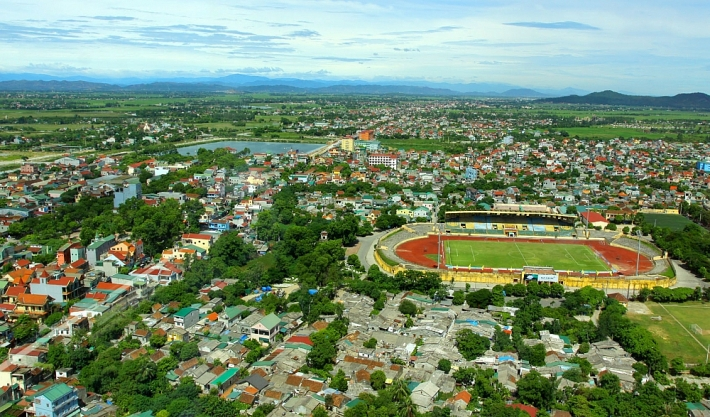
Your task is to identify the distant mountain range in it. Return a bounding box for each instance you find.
[0,72,590,97]
[0,74,707,105]
[537,90,710,109]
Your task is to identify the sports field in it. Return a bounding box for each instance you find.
[643,213,697,232]
[442,240,610,271]
[627,302,710,363]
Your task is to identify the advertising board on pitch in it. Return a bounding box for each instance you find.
[524,273,559,283]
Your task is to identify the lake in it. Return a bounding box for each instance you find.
[177,140,323,156]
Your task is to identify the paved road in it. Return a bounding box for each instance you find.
[672,260,708,289]
[356,230,389,272]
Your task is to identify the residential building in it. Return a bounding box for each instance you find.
[30,272,83,304]
[12,293,53,321]
[9,345,46,366]
[367,153,399,170]
[250,313,281,343]
[181,233,215,251]
[86,235,116,266]
[33,383,79,417]
[113,180,142,209]
[173,307,199,329]
[580,211,609,229]
[208,219,231,232]
[341,138,354,152]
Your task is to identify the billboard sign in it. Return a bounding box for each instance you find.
[524,273,559,283]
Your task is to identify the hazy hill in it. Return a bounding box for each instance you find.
[539,90,710,109]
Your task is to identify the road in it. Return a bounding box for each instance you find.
[672,260,708,289]
[356,230,389,272]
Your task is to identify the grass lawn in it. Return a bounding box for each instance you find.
[377,249,399,267]
[443,240,610,271]
[643,213,696,231]
[627,302,710,364]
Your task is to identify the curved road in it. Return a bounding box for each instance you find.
[356,230,389,273]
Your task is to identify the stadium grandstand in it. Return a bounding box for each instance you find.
[444,204,577,237]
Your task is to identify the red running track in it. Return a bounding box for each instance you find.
[395,235,654,276]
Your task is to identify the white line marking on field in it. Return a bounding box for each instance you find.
[514,242,529,265]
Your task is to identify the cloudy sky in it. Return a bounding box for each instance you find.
[1,0,708,94]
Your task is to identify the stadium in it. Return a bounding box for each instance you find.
[377,204,673,289]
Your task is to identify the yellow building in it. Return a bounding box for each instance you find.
[341,138,354,152]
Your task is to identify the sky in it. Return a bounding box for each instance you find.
[1,0,708,95]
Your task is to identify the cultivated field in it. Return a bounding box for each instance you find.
[441,240,610,271]
[627,302,710,364]
[643,213,696,231]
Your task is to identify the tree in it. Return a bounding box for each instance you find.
[209,231,256,267]
[452,290,465,306]
[516,370,555,410]
[312,406,329,417]
[47,343,68,370]
[452,367,476,385]
[437,358,452,373]
[455,329,490,360]
[399,299,417,316]
[179,341,200,361]
[492,327,514,352]
[347,254,362,270]
[327,369,348,393]
[363,338,377,349]
[598,372,620,395]
[466,289,492,308]
[44,311,64,327]
[518,343,546,367]
[150,334,167,348]
[670,357,686,375]
[13,315,38,343]
[370,370,386,390]
[183,198,205,233]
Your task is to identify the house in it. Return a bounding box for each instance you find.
[411,380,439,412]
[209,367,240,394]
[114,181,142,209]
[52,316,89,338]
[30,273,83,304]
[9,345,46,366]
[219,305,247,327]
[250,313,281,343]
[580,211,609,229]
[608,293,629,307]
[208,219,231,232]
[181,233,215,251]
[173,307,199,329]
[13,293,53,321]
[167,327,189,343]
[32,383,79,417]
[56,242,85,266]
[86,235,116,266]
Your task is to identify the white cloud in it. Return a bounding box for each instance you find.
[0,0,707,94]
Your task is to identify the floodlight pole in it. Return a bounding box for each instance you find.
[635,230,641,277]
[438,222,441,270]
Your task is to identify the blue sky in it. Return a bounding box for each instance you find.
[1,0,708,95]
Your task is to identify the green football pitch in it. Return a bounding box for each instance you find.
[443,240,611,271]
[643,213,698,232]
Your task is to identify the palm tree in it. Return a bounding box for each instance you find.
[389,379,416,417]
